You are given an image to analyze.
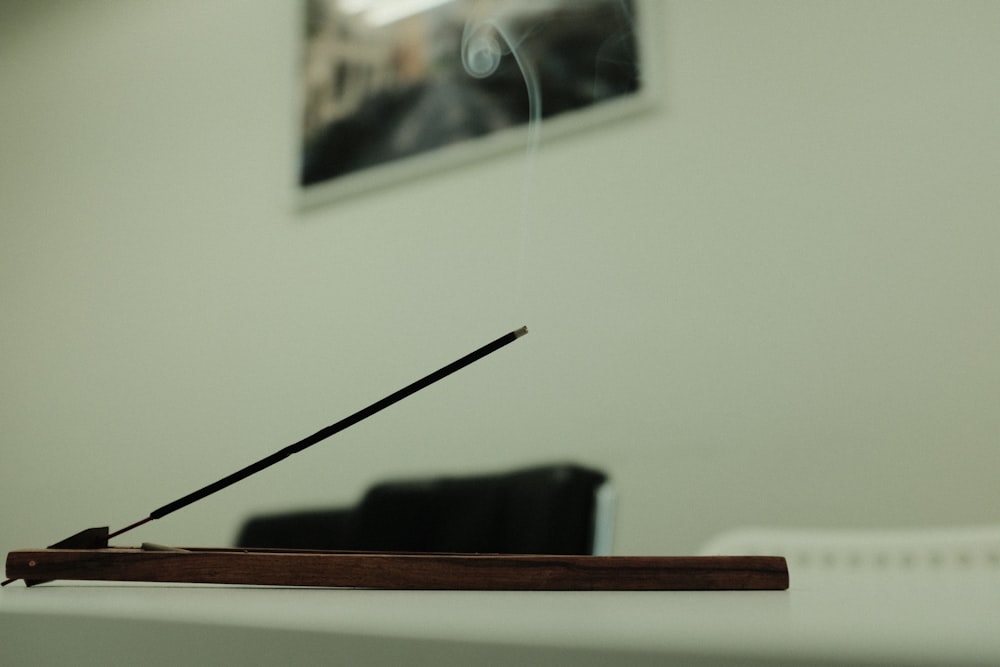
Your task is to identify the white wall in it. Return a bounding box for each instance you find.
[2,1,998,559]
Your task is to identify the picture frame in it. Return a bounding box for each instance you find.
[298,0,659,207]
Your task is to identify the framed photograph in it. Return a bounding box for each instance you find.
[298,0,658,207]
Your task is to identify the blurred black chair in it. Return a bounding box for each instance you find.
[235,463,614,555]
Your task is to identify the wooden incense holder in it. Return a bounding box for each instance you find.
[6,546,788,590]
[2,328,789,592]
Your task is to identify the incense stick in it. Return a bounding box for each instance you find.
[102,328,532,545]
[107,326,528,541]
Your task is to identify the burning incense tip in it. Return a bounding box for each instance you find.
[515,326,528,338]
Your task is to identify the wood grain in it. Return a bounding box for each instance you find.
[6,548,788,590]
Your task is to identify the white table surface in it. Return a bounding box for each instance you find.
[2,571,999,666]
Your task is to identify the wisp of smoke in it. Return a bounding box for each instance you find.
[461,8,544,154]
[457,1,637,314]
[459,3,544,310]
